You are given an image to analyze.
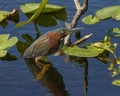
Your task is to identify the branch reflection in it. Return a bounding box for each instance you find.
[66,56,88,96]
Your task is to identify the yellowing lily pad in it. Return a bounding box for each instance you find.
[0,50,7,58]
[112,79,120,86]
[82,15,100,25]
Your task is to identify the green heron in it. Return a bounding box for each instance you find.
[23,28,80,58]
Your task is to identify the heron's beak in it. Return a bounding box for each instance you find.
[64,28,81,35]
[67,28,81,32]
[60,28,81,45]
[60,27,81,37]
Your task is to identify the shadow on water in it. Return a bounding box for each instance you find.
[67,56,88,96]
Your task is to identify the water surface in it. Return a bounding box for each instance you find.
[0,0,120,96]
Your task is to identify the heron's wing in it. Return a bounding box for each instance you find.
[23,34,49,58]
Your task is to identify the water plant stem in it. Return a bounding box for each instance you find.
[34,23,40,37]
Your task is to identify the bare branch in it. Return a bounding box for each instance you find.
[65,22,71,29]
[62,0,89,58]
[83,0,88,10]
[74,0,81,9]
[65,0,88,30]
[70,33,93,46]
[71,0,88,28]
[65,0,88,45]
[71,10,82,28]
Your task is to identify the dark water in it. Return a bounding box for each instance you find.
[0,0,120,96]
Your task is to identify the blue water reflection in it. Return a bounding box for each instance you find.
[0,0,120,96]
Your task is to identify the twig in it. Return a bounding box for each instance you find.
[64,0,88,45]
[65,0,88,28]
[71,0,88,28]
[70,33,93,46]
[74,0,81,9]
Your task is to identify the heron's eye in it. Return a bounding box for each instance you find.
[61,29,66,33]
[61,30,64,33]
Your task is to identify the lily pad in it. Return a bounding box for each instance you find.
[16,41,29,56]
[92,41,115,55]
[107,28,120,38]
[0,11,9,22]
[16,34,34,55]
[16,0,48,27]
[0,9,19,28]
[62,35,117,58]
[21,3,66,13]
[0,34,10,41]
[0,50,7,58]
[112,9,120,20]
[20,3,67,27]
[0,34,18,57]
[82,15,100,25]
[92,36,118,59]
[96,6,120,19]
[62,45,104,57]
[112,79,120,86]
[0,52,17,61]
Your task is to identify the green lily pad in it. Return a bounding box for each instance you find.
[0,50,7,58]
[62,35,117,58]
[107,28,120,38]
[0,52,17,61]
[92,41,115,55]
[0,11,9,22]
[112,9,120,20]
[62,45,104,57]
[16,0,48,27]
[22,34,34,44]
[21,3,66,13]
[0,9,19,28]
[112,79,120,86]
[92,36,117,59]
[0,34,10,41]
[96,6,120,19]
[0,11,9,28]
[82,15,100,25]
[20,3,67,27]
[16,34,34,55]
[16,41,29,56]
[0,34,18,57]
[0,37,18,50]
[113,14,120,20]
